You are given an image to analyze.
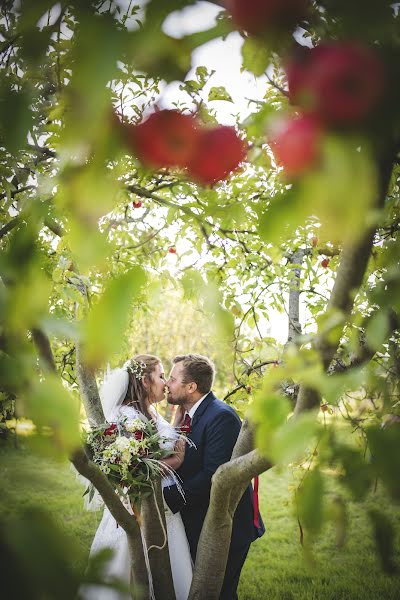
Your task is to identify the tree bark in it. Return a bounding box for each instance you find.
[141,478,176,600]
[71,448,150,599]
[31,327,57,373]
[76,341,105,426]
[286,249,305,345]
[189,449,270,600]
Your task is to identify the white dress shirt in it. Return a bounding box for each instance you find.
[187,393,208,420]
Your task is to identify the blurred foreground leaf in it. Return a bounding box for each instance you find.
[369,509,397,574]
[19,376,80,458]
[83,267,147,367]
[0,507,83,600]
[297,468,324,536]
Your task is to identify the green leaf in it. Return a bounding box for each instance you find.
[20,376,80,457]
[270,411,319,465]
[337,445,372,501]
[369,509,397,574]
[366,425,400,501]
[257,188,308,245]
[297,468,324,536]
[181,269,205,300]
[208,86,233,103]
[241,37,271,76]
[83,267,147,367]
[365,310,389,350]
[253,392,291,454]
[327,496,347,548]
[0,85,32,153]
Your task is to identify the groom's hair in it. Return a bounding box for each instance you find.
[173,354,215,394]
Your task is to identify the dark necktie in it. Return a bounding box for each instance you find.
[180,413,192,434]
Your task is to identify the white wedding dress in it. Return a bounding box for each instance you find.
[79,405,192,600]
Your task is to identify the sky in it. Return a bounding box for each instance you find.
[162,2,269,125]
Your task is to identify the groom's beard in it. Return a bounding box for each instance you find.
[167,391,189,406]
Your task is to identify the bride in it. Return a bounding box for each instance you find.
[79,354,193,600]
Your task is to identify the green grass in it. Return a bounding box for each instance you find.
[1,440,400,599]
[240,466,400,600]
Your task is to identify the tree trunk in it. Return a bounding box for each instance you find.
[286,249,304,345]
[72,448,150,598]
[141,478,176,600]
[76,341,104,426]
[189,449,270,600]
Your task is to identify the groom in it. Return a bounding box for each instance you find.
[163,354,264,600]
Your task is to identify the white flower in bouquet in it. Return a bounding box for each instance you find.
[125,418,146,433]
[114,436,131,451]
[128,439,141,455]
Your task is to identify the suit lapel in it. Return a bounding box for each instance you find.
[191,391,215,428]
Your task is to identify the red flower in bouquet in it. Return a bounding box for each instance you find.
[104,423,117,436]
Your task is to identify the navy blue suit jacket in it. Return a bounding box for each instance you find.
[163,391,264,559]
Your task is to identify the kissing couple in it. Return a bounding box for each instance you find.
[80,353,264,600]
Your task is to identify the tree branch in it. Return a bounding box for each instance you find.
[71,448,149,598]
[294,151,395,414]
[31,328,57,373]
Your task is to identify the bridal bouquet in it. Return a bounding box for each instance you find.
[84,416,173,504]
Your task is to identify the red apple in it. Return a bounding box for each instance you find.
[286,42,385,126]
[132,200,142,209]
[269,114,322,177]
[321,258,330,268]
[225,0,307,36]
[187,126,247,185]
[130,110,200,169]
[168,247,177,254]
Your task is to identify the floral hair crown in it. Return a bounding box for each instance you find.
[124,358,146,380]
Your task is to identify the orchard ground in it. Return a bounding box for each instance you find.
[1,419,400,600]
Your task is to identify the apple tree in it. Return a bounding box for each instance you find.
[1,1,400,598]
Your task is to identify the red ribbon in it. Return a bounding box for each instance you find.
[253,476,260,528]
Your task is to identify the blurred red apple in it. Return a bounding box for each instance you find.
[311,235,318,247]
[130,110,200,169]
[225,0,307,36]
[168,247,177,254]
[269,114,322,177]
[132,200,142,208]
[321,258,330,268]
[187,126,247,185]
[286,42,385,126]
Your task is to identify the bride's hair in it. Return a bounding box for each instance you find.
[123,354,161,419]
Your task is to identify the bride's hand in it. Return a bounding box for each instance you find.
[160,437,186,473]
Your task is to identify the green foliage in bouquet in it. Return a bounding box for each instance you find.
[84,416,173,506]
